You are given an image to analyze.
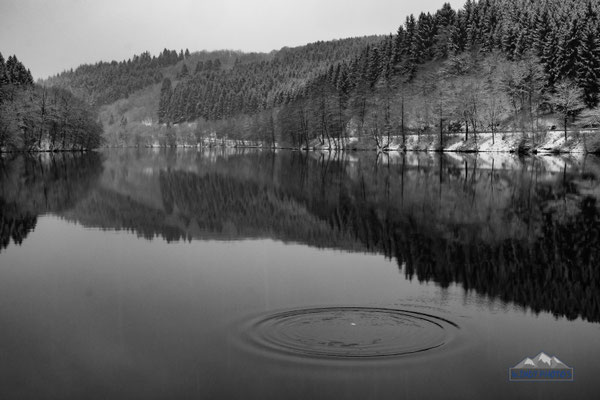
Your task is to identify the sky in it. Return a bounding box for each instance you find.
[0,0,462,80]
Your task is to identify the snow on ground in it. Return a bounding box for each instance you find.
[111,129,600,156]
[301,130,600,155]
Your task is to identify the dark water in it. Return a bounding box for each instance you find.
[1,148,599,399]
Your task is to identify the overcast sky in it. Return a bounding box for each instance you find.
[0,0,462,79]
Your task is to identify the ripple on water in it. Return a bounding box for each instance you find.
[238,307,459,359]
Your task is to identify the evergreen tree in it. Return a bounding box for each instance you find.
[576,20,600,107]
[393,26,406,64]
[179,63,189,78]
[368,47,381,87]
[450,8,468,54]
[158,78,172,124]
[556,19,582,79]
[0,52,8,86]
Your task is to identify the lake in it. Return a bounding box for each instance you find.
[1,148,599,399]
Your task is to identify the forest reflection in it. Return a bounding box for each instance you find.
[1,149,599,323]
[0,152,103,252]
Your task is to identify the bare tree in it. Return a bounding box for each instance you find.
[548,79,586,140]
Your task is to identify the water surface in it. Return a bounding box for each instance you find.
[1,149,599,399]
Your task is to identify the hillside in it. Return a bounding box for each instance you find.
[274,0,600,150]
[167,0,600,151]
[42,48,265,106]
[41,0,600,151]
[159,37,386,123]
[42,37,383,146]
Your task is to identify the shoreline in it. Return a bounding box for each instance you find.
[3,130,600,155]
[110,129,600,155]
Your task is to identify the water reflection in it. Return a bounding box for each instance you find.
[0,152,103,252]
[1,149,599,323]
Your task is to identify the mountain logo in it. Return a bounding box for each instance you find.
[509,352,573,381]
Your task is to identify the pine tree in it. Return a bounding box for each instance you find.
[368,47,381,87]
[0,52,8,87]
[3,55,33,86]
[5,56,16,83]
[450,9,468,54]
[576,9,600,107]
[556,19,581,79]
[479,0,497,53]
[158,78,172,123]
[0,53,5,77]
[533,9,551,57]
[179,63,189,78]
[501,24,517,59]
[393,26,406,64]
[414,12,435,62]
[0,53,7,104]
[540,32,560,89]
[465,0,479,50]
[433,3,457,59]
[404,15,417,66]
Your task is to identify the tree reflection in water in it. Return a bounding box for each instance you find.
[0,152,103,252]
[1,149,599,322]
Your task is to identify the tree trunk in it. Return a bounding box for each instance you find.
[401,94,405,149]
[269,114,275,148]
[439,117,443,151]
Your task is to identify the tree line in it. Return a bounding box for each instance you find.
[0,52,103,152]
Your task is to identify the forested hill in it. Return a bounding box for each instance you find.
[159,0,600,126]
[42,37,381,113]
[323,0,600,102]
[159,36,384,123]
[43,48,189,106]
[272,0,600,148]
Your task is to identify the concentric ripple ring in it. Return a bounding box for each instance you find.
[239,307,458,359]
